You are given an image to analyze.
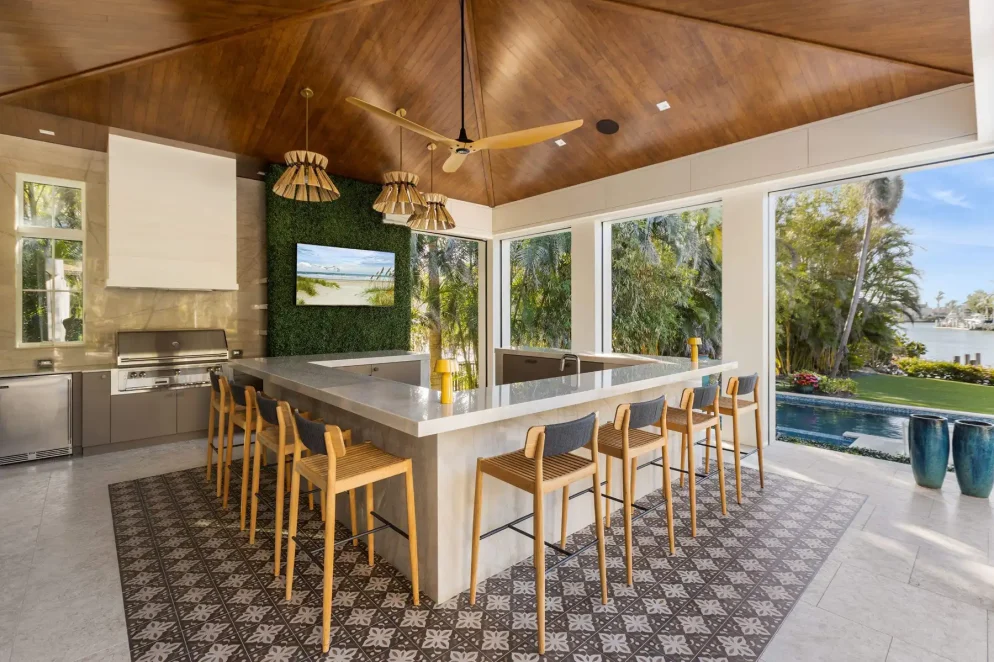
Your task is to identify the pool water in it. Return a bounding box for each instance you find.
[776,401,907,444]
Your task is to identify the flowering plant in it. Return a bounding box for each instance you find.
[792,372,820,388]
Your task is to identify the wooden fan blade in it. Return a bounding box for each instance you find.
[346,97,457,147]
[472,120,583,151]
[442,150,468,173]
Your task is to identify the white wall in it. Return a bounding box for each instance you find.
[491,82,990,447]
[107,133,238,290]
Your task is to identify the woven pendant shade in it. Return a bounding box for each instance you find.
[408,192,454,231]
[272,87,339,203]
[272,150,340,202]
[373,170,427,215]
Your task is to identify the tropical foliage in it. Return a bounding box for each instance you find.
[611,208,723,357]
[895,357,994,385]
[411,234,480,389]
[509,232,572,349]
[776,178,921,375]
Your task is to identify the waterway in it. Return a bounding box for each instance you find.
[899,322,994,366]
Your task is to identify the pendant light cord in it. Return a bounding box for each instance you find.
[305,95,309,152]
[460,0,465,132]
[399,126,403,171]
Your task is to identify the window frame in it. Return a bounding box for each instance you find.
[14,173,87,348]
[600,200,721,355]
[500,227,574,350]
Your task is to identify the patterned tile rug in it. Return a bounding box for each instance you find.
[110,460,865,662]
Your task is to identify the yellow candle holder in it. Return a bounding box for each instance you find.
[688,337,701,364]
[435,359,457,404]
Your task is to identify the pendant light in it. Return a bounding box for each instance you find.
[373,109,427,215]
[272,88,340,202]
[408,143,455,231]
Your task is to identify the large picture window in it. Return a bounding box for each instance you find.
[15,175,86,346]
[411,233,482,389]
[608,205,722,357]
[508,231,571,349]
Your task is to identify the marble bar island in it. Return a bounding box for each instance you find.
[232,349,737,603]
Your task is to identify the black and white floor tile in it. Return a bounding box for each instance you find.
[110,461,865,662]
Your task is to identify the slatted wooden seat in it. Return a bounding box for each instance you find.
[285,413,419,654]
[715,374,765,504]
[470,413,608,655]
[665,385,728,537]
[572,395,676,585]
[248,394,359,577]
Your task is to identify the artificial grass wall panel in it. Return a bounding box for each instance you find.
[266,169,411,356]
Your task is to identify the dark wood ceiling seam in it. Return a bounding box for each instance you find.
[580,0,975,79]
[463,0,496,207]
[0,0,396,103]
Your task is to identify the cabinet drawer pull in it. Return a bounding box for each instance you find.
[524,358,538,364]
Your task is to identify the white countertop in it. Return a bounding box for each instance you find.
[232,351,737,437]
[495,347,665,366]
[307,350,430,368]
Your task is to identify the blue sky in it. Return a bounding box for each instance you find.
[890,157,994,306]
[296,244,394,275]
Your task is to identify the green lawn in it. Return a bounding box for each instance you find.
[851,373,994,415]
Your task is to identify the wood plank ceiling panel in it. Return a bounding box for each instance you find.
[0,0,974,205]
[473,0,971,204]
[7,0,491,204]
[0,0,337,94]
[608,0,973,75]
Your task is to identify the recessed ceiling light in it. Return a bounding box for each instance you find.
[656,100,671,111]
[257,171,266,176]
[554,139,567,147]
[39,129,55,136]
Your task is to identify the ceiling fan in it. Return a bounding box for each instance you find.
[346,0,582,174]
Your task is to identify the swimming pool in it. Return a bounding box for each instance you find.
[774,394,993,447]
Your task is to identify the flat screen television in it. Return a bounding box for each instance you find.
[295,244,395,307]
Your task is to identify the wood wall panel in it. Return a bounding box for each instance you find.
[0,0,973,205]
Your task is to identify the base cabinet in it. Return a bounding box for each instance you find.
[111,390,177,443]
[371,361,423,386]
[177,386,211,434]
[81,371,111,447]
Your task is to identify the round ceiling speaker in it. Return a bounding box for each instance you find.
[596,119,620,135]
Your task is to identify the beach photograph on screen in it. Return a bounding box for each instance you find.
[296,244,395,306]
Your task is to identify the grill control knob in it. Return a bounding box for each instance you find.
[174,369,181,376]
[128,372,137,379]
[138,371,147,378]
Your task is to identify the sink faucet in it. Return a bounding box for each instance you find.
[560,353,581,376]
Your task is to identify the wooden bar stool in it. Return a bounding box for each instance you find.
[205,372,231,494]
[591,395,676,584]
[469,413,608,655]
[223,383,256,527]
[285,412,420,654]
[666,384,727,536]
[713,373,765,504]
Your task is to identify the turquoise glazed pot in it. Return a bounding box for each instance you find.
[908,415,949,489]
[952,420,994,499]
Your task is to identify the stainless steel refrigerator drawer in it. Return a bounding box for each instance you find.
[0,373,73,465]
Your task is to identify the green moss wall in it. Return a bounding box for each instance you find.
[266,169,411,356]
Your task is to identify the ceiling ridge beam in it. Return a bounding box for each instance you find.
[580,0,974,79]
[0,0,395,102]
[463,0,496,207]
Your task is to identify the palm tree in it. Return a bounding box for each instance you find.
[935,290,945,310]
[830,176,904,377]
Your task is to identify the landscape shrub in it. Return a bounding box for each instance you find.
[792,372,819,389]
[819,377,858,396]
[895,357,993,386]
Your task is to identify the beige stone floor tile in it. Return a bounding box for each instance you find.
[819,563,988,662]
[886,637,958,662]
[909,546,994,610]
[800,559,840,606]
[760,602,891,662]
[827,528,920,583]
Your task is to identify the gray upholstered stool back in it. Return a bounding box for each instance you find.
[542,412,597,457]
[230,383,247,407]
[737,373,758,396]
[257,393,280,426]
[210,371,222,393]
[294,412,327,456]
[627,394,666,429]
[693,384,718,410]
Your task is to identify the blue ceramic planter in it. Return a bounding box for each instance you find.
[952,420,994,499]
[908,414,949,489]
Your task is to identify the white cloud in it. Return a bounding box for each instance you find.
[928,188,972,208]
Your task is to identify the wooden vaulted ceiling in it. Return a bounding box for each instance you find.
[0,0,973,206]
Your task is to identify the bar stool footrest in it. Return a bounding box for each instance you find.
[692,440,758,459]
[291,511,410,566]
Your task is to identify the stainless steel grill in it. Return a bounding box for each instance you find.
[113,329,228,394]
